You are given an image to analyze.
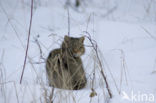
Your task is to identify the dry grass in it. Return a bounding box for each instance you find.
[20,0,34,84]
[84,32,112,98]
[0,31,131,103]
[1,0,150,103]
[0,51,7,103]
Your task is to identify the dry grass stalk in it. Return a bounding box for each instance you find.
[13,82,20,103]
[141,26,156,41]
[35,37,46,61]
[84,31,112,98]
[0,50,7,103]
[102,55,120,94]
[90,54,97,99]
[20,0,34,84]
[49,87,55,103]
[117,49,128,93]
[67,8,70,36]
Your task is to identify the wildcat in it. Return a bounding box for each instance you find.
[46,35,87,90]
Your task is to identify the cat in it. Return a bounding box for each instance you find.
[46,35,87,90]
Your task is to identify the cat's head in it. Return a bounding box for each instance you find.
[63,35,85,57]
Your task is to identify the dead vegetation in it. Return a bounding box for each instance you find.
[1,0,155,103]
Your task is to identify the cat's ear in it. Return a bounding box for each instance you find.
[80,36,85,43]
[64,35,70,42]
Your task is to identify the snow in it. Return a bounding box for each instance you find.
[0,0,156,103]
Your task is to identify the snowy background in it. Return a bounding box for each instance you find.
[0,0,156,103]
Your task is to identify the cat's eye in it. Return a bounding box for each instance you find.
[79,45,83,49]
[80,47,83,49]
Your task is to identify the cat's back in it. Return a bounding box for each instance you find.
[46,48,61,69]
[47,48,61,59]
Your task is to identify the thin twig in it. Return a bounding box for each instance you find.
[67,7,70,36]
[13,82,20,103]
[31,61,45,64]
[141,26,156,42]
[84,14,112,98]
[20,0,34,84]
[34,37,46,61]
[102,57,120,94]
[102,6,117,18]
[49,87,55,103]
[0,4,24,48]
[86,14,92,32]
[84,31,112,98]
[0,0,41,86]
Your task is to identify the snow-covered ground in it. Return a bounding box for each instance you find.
[0,0,156,103]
